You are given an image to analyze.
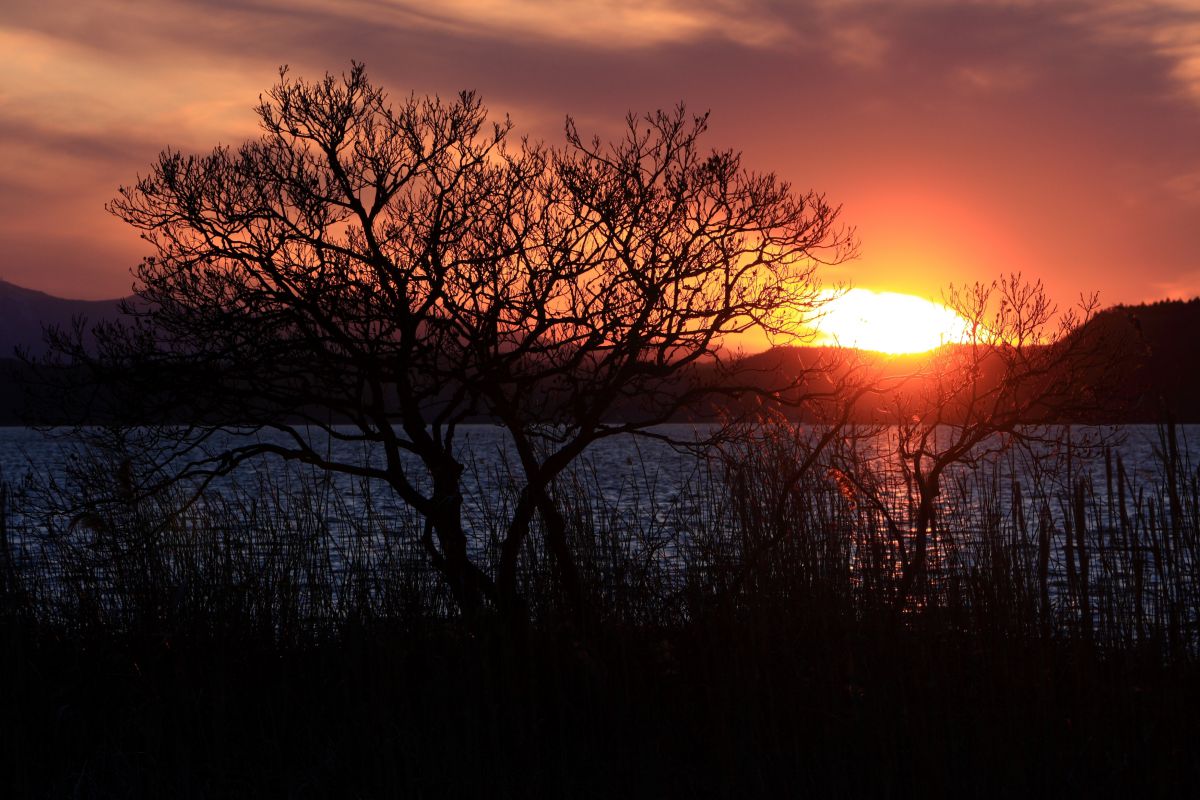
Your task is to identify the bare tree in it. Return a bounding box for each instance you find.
[454,108,856,619]
[876,274,1126,606]
[48,65,853,624]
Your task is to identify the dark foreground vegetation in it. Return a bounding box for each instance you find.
[3,422,1199,798]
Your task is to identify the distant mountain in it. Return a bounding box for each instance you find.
[0,280,126,357]
[1,281,1198,423]
[695,298,1200,423]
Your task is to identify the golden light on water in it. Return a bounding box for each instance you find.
[811,289,972,354]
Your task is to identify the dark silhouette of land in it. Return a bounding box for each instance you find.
[1090,297,1200,420]
[4,281,1199,424]
[0,279,124,356]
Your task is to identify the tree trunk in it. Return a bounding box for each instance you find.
[424,460,494,619]
[898,466,939,609]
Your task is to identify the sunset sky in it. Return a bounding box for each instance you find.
[2,0,1199,309]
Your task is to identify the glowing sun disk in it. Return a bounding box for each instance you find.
[812,289,971,354]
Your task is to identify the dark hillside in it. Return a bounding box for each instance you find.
[0,280,124,357]
[3,282,1200,423]
[1085,298,1200,421]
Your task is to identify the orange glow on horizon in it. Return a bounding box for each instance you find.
[809,288,972,354]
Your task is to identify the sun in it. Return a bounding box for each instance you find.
[810,288,972,354]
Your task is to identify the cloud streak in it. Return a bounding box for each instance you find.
[328,0,791,48]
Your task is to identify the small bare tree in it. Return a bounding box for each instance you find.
[880,274,1124,606]
[49,65,853,625]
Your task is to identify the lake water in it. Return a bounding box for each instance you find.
[1,422,1196,566]
[1,423,1196,524]
[0,424,718,549]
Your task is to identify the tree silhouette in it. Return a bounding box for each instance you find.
[878,275,1127,607]
[52,65,853,624]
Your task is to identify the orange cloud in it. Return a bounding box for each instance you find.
[283,0,788,49]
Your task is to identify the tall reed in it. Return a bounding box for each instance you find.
[1,423,1197,657]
